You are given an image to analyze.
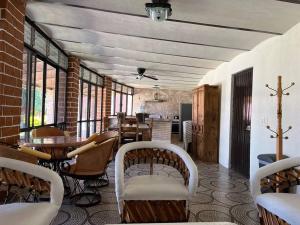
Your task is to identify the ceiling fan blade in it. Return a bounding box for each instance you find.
[143,75,158,80]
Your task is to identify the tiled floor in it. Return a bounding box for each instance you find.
[53,136,260,225]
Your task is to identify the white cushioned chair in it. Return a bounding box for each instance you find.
[115,141,198,223]
[0,157,64,225]
[251,157,300,225]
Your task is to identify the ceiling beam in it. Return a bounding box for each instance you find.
[57,38,228,62]
[39,22,250,51]
[68,50,216,70]
[38,0,282,35]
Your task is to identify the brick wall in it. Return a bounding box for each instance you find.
[66,56,80,136]
[102,76,112,129]
[0,0,26,144]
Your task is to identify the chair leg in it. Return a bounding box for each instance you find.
[69,177,102,207]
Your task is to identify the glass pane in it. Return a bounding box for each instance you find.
[77,122,81,137]
[116,84,122,92]
[91,73,97,84]
[83,68,90,81]
[44,64,56,125]
[24,21,31,45]
[123,86,128,94]
[122,94,127,113]
[90,86,96,120]
[81,122,87,138]
[34,31,47,55]
[96,121,101,133]
[81,83,89,120]
[112,82,116,90]
[59,53,68,69]
[21,49,28,129]
[33,58,44,126]
[90,121,95,135]
[57,70,67,123]
[96,87,102,119]
[29,56,35,127]
[127,95,133,116]
[115,92,121,113]
[111,91,115,115]
[97,76,103,86]
[49,43,59,63]
[128,88,133,95]
[78,80,82,121]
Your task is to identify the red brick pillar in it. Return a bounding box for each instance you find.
[0,0,26,144]
[102,76,112,129]
[66,56,80,136]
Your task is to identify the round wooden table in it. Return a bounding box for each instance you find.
[19,136,88,148]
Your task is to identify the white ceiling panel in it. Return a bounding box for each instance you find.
[26,0,300,89]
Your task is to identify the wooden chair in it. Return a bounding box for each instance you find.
[251,157,300,225]
[0,157,64,225]
[31,127,68,168]
[31,127,65,137]
[118,113,139,148]
[0,144,51,203]
[115,141,198,223]
[61,138,116,207]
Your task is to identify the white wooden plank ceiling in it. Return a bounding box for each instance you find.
[26,0,300,90]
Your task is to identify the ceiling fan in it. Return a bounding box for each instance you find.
[132,68,158,81]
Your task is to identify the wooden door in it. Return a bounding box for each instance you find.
[196,87,205,159]
[192,89,198,156]
[230,68,253,178]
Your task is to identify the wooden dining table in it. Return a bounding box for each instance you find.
[19,136,88,149]
[109,123,151,141]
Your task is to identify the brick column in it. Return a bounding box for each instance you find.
[66,56,80,136]
[0,0,26,144]
[102,76,112,129]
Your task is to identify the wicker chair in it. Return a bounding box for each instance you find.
[61,138,116,207]
[0,157,64,225]
[251,157,300,225]
[31,127,68,170]
[115,141,198,223]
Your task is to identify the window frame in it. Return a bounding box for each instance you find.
[111,81,134,116]
[20,17,68,133]
[77,65,104,138]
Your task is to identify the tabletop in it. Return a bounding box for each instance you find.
[109,123,150,130]
[19,136,88,148]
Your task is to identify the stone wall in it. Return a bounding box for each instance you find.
[133,88,192,118]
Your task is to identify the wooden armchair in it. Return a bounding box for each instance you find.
[0,157,64,225]
[31,127,65,137]
[61,138,116,207]
[115,141,198,223]
[251,157,300,225]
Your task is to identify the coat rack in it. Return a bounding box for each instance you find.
[265,76,295,161]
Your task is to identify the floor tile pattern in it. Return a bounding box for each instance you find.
[52,161,260,225]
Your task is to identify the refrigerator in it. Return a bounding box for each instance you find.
[179,103,192,141]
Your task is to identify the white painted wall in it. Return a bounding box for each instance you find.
[199,22,300,178]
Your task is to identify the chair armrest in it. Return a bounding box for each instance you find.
[251,157,300,201]
[18,146,51,160]
[67,141,97,158]
[0,157,64,207]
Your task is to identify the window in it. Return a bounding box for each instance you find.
[77,67,104,138]
[111,81,134,116]
[20,18,68,132]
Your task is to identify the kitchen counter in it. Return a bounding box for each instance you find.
[146,118,172,142]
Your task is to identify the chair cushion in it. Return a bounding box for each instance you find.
[123,175,188,201]
[0,202,59,225]
[256,193,300,225]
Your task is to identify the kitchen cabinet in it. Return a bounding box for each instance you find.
[192,85,220,162]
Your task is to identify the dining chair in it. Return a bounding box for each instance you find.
[251,157,300,225]
[31,127,68,169]
[115,141,198,223]
[60,138,116,207]
[0,157,64,225]
[31,127,65,137]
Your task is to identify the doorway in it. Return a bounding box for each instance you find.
[230,68,253,178]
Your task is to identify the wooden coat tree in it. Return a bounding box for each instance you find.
[266,76,295,161]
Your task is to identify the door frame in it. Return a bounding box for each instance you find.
[229,67,253,177]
